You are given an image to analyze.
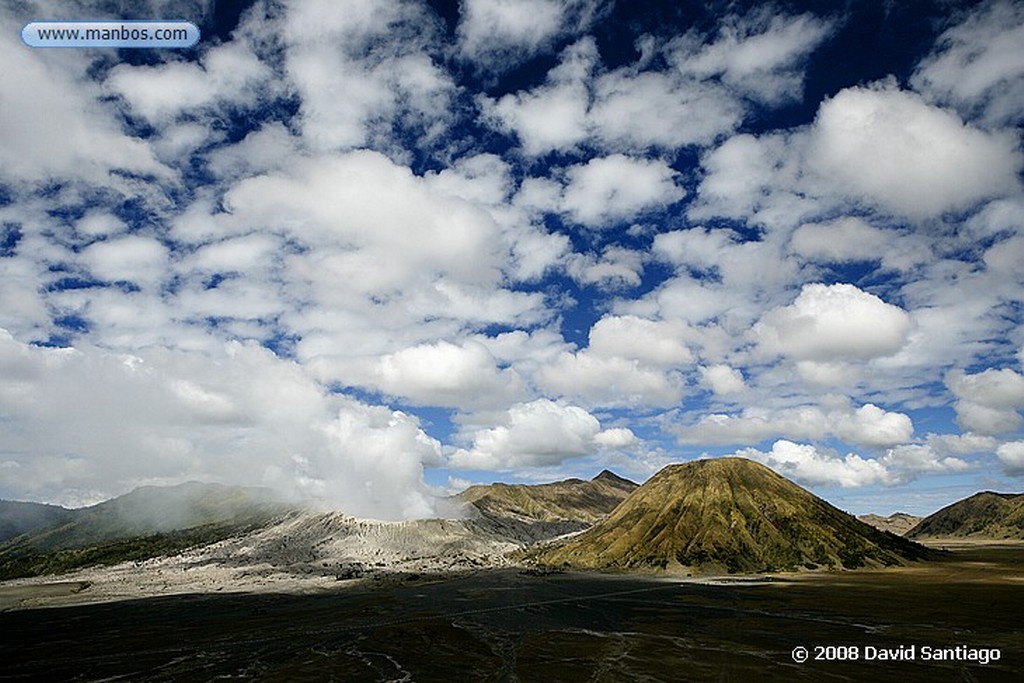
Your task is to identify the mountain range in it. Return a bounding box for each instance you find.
[1,459,1020,582]
[857,512,922,536]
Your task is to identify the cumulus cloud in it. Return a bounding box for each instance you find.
[588,69,744,150]
[675,402,913,448]
[789,218,892,263]
[735,440,895,487]
[368,340,525,409]
[912,0,1024,127]
[807,82,1022,218]
[0,22,169,185]
[536,351,686,409]
[558,155,684,227]
[734,439,967,488]
[565,246,645,289]
[996,440,1024,475]
[449,399,630,470]
[666,8,833,106]
[457,0,606,73]
[0,330,440,518]
[754,283,912,362]
[283,0,455,151]
[587,315,693,367]
[80,236,170,290]
[106,37,274,126]
[947,368,1024,435]
[699,364,746,396]
[483,7,830,155]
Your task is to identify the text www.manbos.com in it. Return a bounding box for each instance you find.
[22,21,200,48]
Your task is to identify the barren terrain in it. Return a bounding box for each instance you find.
[1,541,1020,682]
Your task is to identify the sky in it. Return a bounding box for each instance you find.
[1,0,1023,519]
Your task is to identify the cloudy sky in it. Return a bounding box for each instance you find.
[2,0,1023,519]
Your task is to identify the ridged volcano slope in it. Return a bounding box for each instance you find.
[534,458,934,573]
[457,470,637,525]
[907,492,1024,540]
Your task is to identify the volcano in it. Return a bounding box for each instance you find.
[534,458,934,573]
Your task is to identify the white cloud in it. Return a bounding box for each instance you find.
[80,236,170,290]
[566,246,645,289]
[457,0,605,72]
[676,402,913,448]
[0,330,440,519]
[735,440,895,487]
[482,8,831,157]
[789,217,892,263]
[996,440,1024,475]
[206,123,298,180]
[593,427,638,448]
[481,37,596,155]
[754,283,912,362]
[667,8,833,106]
[105,38,273,125]
[588,315,693,367]
[926,432,999,455]
[536,351,686,409]
[912,0,1024,127]
[699,364,746,396]
[948,368,1024,435]
[588,69,743,150]
[0,24,169,185]
[560,155,684,227]
[283,0,455,151]
[807,82,1022,218]
[734,439,967,488]
[449,399,605,469]
[829,404,915,449]
[369,340,525,409]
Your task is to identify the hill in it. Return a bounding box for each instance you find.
[907,492,1024,540]
[533,458,934,574]
[0,501,73,543]
[857,512,922,536]
[0,482,294,579]
[455,470,637,540]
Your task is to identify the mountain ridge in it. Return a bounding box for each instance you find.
[907,491,1024,540]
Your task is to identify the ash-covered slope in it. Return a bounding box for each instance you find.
[534,458,934,574]
[907,492,1024,540]
[0,483,294,579]
[857,512,922,536]
[455,469,637,541]
[2,481,292,557]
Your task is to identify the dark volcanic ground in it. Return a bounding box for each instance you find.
[1,544,1021,682]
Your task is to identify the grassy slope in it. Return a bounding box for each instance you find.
[907,492,1024,539]
[457,470,637,525]
[535,458,935,573]
[0,501,74,543]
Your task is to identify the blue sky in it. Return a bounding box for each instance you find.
[1,0,1023,518]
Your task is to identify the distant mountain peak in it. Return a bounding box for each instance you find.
[591,469,636,487]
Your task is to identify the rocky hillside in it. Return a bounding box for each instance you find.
[857,512,922,536]
[455,470,637,540]
[0,482,294,579]
[907,492,1024,540]
[533,458,935,574]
